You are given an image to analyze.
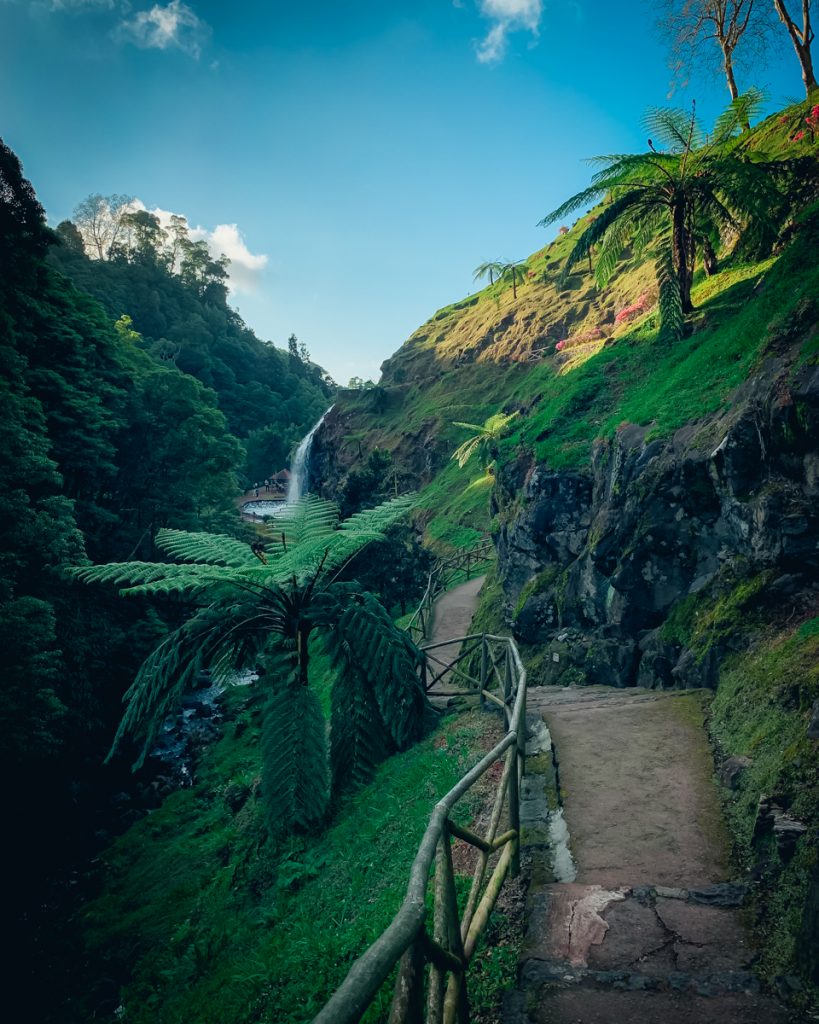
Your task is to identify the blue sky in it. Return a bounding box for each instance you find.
[1,0,803,383]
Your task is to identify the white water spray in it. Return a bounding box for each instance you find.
[286,406,333,504]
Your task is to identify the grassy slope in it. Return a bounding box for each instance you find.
[333,103,819,553]
[78,691,507,1024]
[710,616,819,993]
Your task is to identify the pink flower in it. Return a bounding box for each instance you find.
[793,129,806,141]
[555,340,566,351]
[779,115,790,124]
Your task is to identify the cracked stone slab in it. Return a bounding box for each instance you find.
[586,898,674,975]
[655,900,752,972]
[524,883,628,966]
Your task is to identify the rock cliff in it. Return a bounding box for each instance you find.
[498,328,819,690]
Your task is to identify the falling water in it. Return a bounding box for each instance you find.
[286,405,334,504]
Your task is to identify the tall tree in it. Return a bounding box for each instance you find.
[658,0,773,101]
[539,92,786,335]
[772,0,817,94]
[72,495,430,831]
[73,193,134,260]
[473,258,530,298]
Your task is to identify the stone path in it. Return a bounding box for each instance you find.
[506,686,796,1024]
[424,575,485,699]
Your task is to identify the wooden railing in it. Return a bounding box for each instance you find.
[313,632,527,1024]
[406,540,494,646]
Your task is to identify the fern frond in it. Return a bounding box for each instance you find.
[271,494,340,548]
[322,585,427,753]
[108,599,271,767]
[560,190,644,283]
[641,106,702,152]
[329,658,390,797]
[261,665,329,832]
[70,561,237,597]
[338,494,417,534]
[154,529,257,567]
[710,87,765,146]
[656,242,684,342]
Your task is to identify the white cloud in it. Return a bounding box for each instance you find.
[130,201,269,294]
[475,0,542,64]
[192,222,269,294]
[117,0,209,58]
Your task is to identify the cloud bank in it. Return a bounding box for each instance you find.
[475,0,543,64]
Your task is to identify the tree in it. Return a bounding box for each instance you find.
[657,0,774,102]
[772,0,817,95]
[539,92,786,336]
[473,258,530,298]
[118,209,167,263]
[72,494,430,832]
[451,412,518,469]
[0,137,52,272]
[72,193,134,260]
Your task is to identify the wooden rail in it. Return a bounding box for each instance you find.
[313,632,527,1024]
[406,540,494,646]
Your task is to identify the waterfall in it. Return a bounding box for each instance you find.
[287,406,333,504]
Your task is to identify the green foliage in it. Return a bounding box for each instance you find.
[451,411,518,469]
[710,620,819,992]
[73,494,428,829]
[262,660,330,831]
[65,706,493,1024]
[50,228,332,484]
[540,92,791,321]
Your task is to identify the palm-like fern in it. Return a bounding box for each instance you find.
[473,259,530,299]
[539,90,788,338]
[72,493,429,833]
[451,412,518,469]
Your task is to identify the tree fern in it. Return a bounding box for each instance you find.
[539,90,788,324]
[74,493,422,834]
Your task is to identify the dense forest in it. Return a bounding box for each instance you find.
[0,139,333,1015]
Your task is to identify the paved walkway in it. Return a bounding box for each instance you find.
[424,575,485,700]
[506,686,794,1024]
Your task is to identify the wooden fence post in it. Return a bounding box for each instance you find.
[389,933,425,1024]
[479,636,488,709]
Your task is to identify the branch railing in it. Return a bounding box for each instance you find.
[406,540,494,646]
[313,632,526,1024]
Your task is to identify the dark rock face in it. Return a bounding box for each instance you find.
[498,354,819,689]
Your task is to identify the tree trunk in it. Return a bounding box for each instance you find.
[773,0,818,96]
[672,202,694,313]
[511,269,518,299]
[702,237,719,276]
[723,51,740,101]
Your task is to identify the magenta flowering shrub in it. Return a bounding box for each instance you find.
[792,105,819,143]
[555,326,604,352]
[614,292,651,323]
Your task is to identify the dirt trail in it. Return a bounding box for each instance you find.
[506,686,795,1024]
[424,575,484,698]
